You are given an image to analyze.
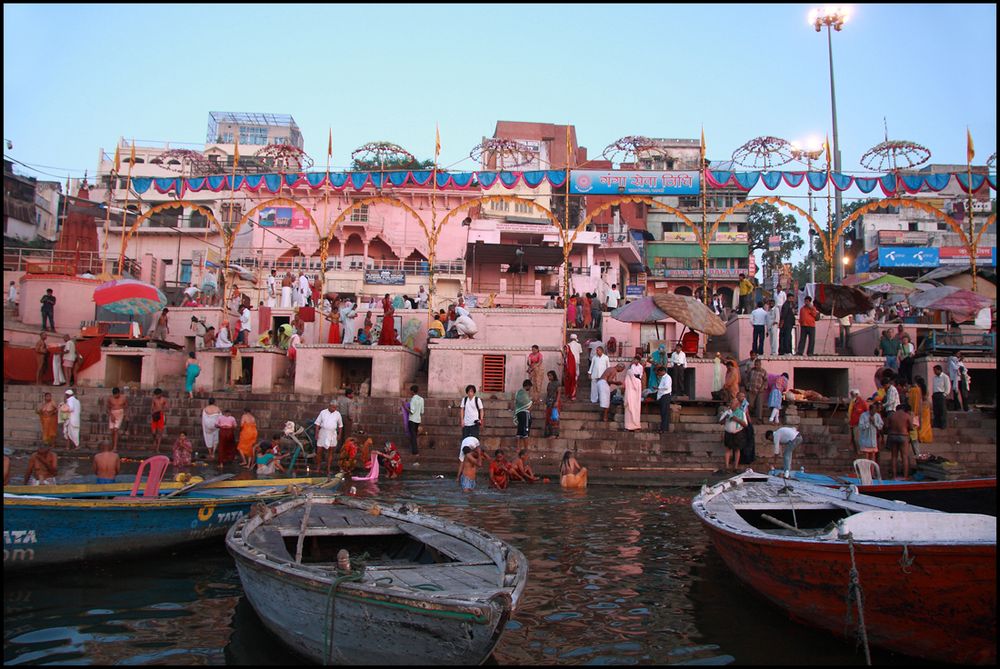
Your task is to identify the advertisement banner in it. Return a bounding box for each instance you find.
[878,230,931,246]
[364,269,406,285]
[938,246,995,266]
[569,170,700,195]
[767,234,781,251]
[876,247,939,268]
[663,231,698,242]
[716,231,749,243]
[257,206,311,230]
[625,285,645,298]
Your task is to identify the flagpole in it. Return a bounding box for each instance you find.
[117,139,136,277]
[223,133,240,318]
[826,135,834,283]
[429,124,440,314]
[967,129,977,292]
[700,127,709,305]
[563,124,571,344]
[319,128,332,298]
[102,145,118,277]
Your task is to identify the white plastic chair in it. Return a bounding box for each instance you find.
[853,459,882,485]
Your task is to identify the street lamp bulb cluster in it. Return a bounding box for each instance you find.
[809,5,850,31]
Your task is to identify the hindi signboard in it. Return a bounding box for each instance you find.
[364,269,406,285]
[569,170,700,195]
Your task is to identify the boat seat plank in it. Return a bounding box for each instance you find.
[248,527,295,562]
[368,566,493,595]
[276,526,403,537]
[396,521,491,563]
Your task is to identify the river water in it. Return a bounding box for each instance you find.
[4,478,926,665]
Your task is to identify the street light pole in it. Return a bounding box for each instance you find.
[811,6,848,280]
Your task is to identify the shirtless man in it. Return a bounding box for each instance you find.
[599,363,626,423]
[203,326,217,349]
[457,445,483,491]
[24,443,58,485]
[35,332,48,384]
[93,441,121,484]
[106,387,128,452]
[150,388,168,453]
[509,449,540,482]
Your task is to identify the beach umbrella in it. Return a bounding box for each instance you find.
[858,274,918,295]
[812,283,874,318]
[908,286,993,323]
[610,296,669,323]
[93,278,167,315]
[652,294,726,336]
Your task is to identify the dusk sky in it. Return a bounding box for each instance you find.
[4,3,996,225]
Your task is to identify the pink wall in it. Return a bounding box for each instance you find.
[17,275,101,332]
[428,345,563,397]
[293,345,422,397]
[77,346,186,390]
[726,315,841,359]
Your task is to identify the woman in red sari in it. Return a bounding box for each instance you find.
[326,297,342,344]
[566,295,577,326]
[378,293,398,345]
[582,294,592,328]
[563,343,577,400]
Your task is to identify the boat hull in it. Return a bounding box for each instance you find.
[4,494,270,571]
[699,515,996,665]
[231,549,511,665]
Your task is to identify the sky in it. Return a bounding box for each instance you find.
[3,3,997,257]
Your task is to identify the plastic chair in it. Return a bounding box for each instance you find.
[117,455,170,499]
[353,453,380,482]
[853,459,882,485]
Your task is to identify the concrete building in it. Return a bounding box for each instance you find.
[636,139,750,303]
[3,160,62,243]
[852,164,996,278]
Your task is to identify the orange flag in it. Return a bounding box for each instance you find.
[435,123,441,160]
[967,128,975,163]
[699,126,705,163]
[233,133,240,171]
[113,144,121,174]
[825,135,831,168]
[327,127,333,161]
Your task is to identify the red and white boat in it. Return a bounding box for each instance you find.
[693,472,996,665]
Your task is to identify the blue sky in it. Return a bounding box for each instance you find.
[4,4,996,209]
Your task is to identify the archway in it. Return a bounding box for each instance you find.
[674,285,693,296]
[118,200,223,276]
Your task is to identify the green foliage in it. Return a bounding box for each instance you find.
[746,202,805,265]
[351,157,435,171]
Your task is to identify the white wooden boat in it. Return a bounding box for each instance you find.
[226,495,527,665]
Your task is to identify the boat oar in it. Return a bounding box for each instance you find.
[760,513,810,536]
[164,473,236,498]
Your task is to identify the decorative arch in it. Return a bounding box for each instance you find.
[121,201,224,257]
[580,196,698,243]
[837,198,967,251]
[713,195,821,253]
[440,195,560,231]
[329,196,428,241]
[977,214,996,248]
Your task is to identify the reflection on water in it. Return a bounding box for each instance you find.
[4,479,920,665]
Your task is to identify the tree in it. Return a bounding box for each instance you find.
[351,156,434,171]
[746,202,804,263]
[791,235,830,286]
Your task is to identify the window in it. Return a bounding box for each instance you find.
[491,199,510,212]
[679,195,699,209]
[514,200,532,214]
[351,204,369,222]
[188,211,209,229]
[221,202,242,224]
[239,125,270,146]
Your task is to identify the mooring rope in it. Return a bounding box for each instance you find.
[844,533,872,666]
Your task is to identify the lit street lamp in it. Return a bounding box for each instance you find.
[809,5,850,280]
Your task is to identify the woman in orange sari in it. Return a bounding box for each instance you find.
[914,376,934,443]
[566,296,577,327]
[236,408,258,468]
[582,294,592,328]
[37,392,58,446]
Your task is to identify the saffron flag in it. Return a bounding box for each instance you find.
[435,124,441,159]
[233,134,240,171]
[327,128,333,160]
[113,145,121,174]
[825,135,831,168]
[967,128,975,163]
[699,126,705,164]
[129,140,136,165]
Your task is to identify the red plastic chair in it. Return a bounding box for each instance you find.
[116,455,170,499]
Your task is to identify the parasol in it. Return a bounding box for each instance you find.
[652,294,727,336]
[858,274,918,295]
[907,287,993,323]
[841,272,886,287]
[93,278,167,315]
[812,283,874,318]
[610,296,669,323]
[860,140,931,173]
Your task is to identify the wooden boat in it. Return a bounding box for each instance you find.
[226,495,527,665]
[3,476,331,500]
[772,471,997,516]
[693,471,996,665]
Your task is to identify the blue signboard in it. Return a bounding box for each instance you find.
[855,252,870,273]
[876,247,939,268]
[364,269,406,285]
[569,170,700,195]
[625,285,645,298]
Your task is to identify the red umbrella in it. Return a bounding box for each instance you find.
[93,278,168,315]
[908,287,993,323]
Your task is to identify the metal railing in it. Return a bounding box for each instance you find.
[226,255,466,277]
[3,248,140,277]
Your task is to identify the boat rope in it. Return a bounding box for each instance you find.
[843,533,872,666]
[323,570,364,666]
[898,544,914,573]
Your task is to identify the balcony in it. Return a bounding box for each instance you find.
[649,268,743,279]
[660,231,748,243]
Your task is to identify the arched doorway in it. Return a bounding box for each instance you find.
[674,286,693,297]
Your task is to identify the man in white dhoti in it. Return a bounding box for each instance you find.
[568,334,583,381]
[62,389,81,450]
[297,272,310,308]
[201,398,221,460]
[280,273,293,308]
[588,346,610,404]
[266,270,277,308]
[340,300,359,344]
